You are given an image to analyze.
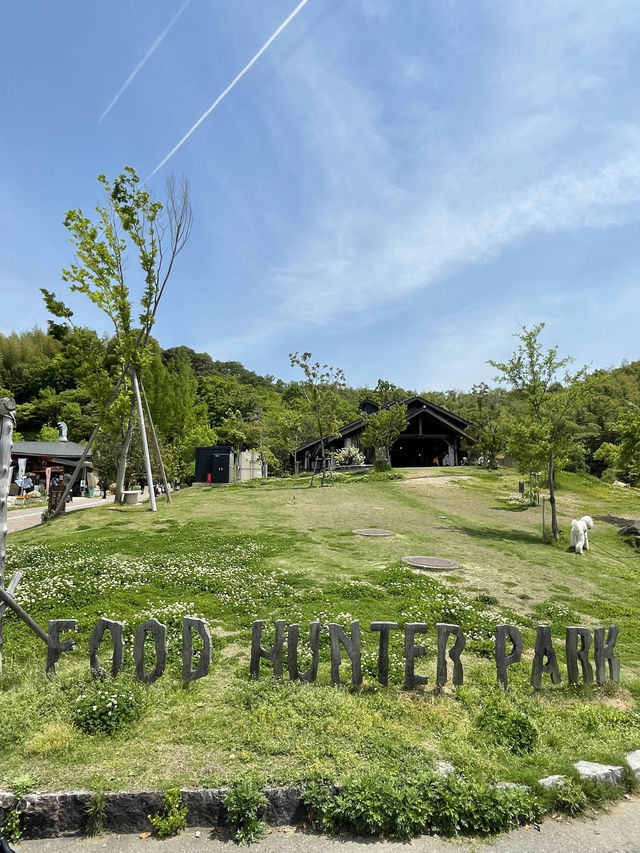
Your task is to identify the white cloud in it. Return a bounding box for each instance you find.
[359,0,392,20]
[216,2,640,359]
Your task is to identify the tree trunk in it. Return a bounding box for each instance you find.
[115,409,136,504]
[548,451,559,540]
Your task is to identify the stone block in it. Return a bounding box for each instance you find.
[20,791,92,838]
[625,749,640,781]
[180,788,225,826]
[263,787,305,826]
[104,790,163,833]
[0,792,16,829]
[538,775,567,789]
[573,761,624,785]
[495,781,530,791]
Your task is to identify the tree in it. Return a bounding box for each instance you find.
[359,404,407,464]
[615,405,640,483]
[289,352,346,485]
[370,379,406,407]
[43,166,192,508]
[217,409,258,481]
[488,323,588,540]
[469,383,508,468]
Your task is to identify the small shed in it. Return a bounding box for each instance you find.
[194,446,235,485]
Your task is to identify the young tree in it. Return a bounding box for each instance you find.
[359,404,407,464]
[43,166,192,508]
[289,352,346,485]
[469,382,508,468]
[488,323,588,540]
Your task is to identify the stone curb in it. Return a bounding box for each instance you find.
[1,750,638,841]
[0,786,305,840]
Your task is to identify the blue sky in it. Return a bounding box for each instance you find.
[2,0,640,391]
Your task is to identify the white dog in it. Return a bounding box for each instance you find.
[570,515,594,555]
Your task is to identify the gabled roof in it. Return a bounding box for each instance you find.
[403,396,471,429]
[11,441,92,459]
[294,396,473,454]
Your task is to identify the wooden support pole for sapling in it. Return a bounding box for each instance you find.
[0,397,17,676]
[0,586,50,646]
[139,378,171,504]
[131,369,157,512]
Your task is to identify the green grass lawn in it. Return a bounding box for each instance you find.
[1,467,640,798]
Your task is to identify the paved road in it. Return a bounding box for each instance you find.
[7,497,111,534]
[14,795,640,852]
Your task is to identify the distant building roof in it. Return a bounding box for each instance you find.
[294,396,474,455]
[11,441,92,459]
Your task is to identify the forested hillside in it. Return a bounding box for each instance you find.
[1,326,639,484]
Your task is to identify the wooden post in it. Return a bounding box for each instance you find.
[139,379,171,504]
[0,399,15,673]
[0,397,16,676]
[542,496,546,541]
[0,586,50,646]
[131,370,157,512]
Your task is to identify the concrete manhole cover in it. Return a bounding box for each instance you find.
[353,528,394,537]
[402,556,461,570]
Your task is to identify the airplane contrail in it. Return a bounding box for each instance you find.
[99,0,193,122]
[147,0,312,178]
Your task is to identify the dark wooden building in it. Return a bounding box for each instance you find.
[294,396,474,471]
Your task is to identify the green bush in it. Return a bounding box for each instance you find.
[71,679,144,735]
[1,806,21,844]
[148,788,187,838]
[475,702,538,754]
[224,777,267,845]
[372,459,391,472]
[1,775,35,843]
[303,774,541,840]
[547,779,588,816]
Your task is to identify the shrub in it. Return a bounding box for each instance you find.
[71,679,144,735]
[224,777,267,845]
[372,459,391,472]
[547,779,588,816]
[1,806,21,844]
[334,446,366,466]
[1,775,35,843]
[303,774,541,840]
[476,702,538,754]
[148,788,187,838]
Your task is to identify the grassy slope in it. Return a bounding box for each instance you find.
[1,467,640,793]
